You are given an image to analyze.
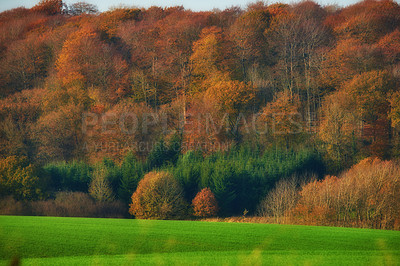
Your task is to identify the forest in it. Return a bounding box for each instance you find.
[0,0,399,229]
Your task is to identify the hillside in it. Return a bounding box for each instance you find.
[0,0,400,230]
[0,0,399,166]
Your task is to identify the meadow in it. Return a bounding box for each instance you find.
[1,216,400,265]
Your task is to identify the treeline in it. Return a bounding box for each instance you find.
[2,146,398,229]
[0,145,323,217]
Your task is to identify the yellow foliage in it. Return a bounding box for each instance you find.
[205,74,255,115]
[0,156,41,200]
[389,91,400,129]
[129,171,187,219]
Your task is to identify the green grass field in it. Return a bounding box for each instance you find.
[0,216,399,265]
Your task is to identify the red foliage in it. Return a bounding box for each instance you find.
[192,188,219,217]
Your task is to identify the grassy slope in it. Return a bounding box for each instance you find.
[0,216,399,265]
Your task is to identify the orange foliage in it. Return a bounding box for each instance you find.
[377,30,400,64]
[259,91,304,148]
[192,188,219,217]
[295,158,400,229]
[182,95,232,154]
[205,74,255,116]
[31,0,62,15]
[98,8,141,39]
[332,0,400,43]
[345,70,393,157]
[0,88,46,157]
[56,25,96,86]
[83,101,159,162]
[345,71,393,119]
[319,38,382,90]
[56,24,129,101]
[190,26,240,90]
[266,3,289,17]
[33,103,84,162]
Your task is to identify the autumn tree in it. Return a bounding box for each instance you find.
[33,104,84,162]
[31,0,62,15]
[118,8,210,106]
[186,27,254,147]
[259,90,304,148]
[192,187,219,217]
[210,77,255,140]
[0,7,33,57]
[332,0,400,43]
[264,2,331,128]
[318,90,360,171]
[390,91,400,130]
[0,33,51,95]
[320,67,397,164]
[129,171,188,219]
[82,100,160,161]
[56,25,129,103]
[345,70,394,158]
[293,175,338,225]
[207,7,242,29]
[190,26,240,92]
[230,8,270,77]
[182,97,227,154]
[152,10,209,103]
[98,7,141,40]
[182,75,255,153]
[319,38,383,92]
[0,88,45,159]
[0,156,42,200]
[207,77,255,116]
[377,29,400,65]
[389,91,400,157]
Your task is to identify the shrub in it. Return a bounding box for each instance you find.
[94,200,126,218]
[51,191,95,217]
[293,158,400,229]
[192,188,219,217]
[257,177,300,224]
[0,196,30,215]
[129,171,188,219]
[31,191,126,218]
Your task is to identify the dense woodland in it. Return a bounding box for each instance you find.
[0,0,400,229]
